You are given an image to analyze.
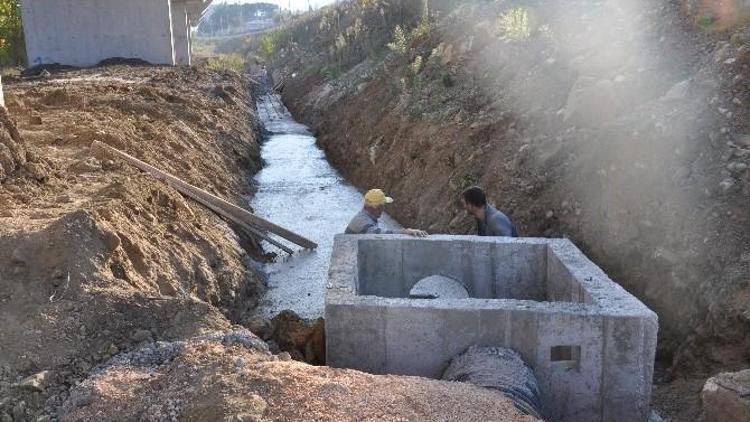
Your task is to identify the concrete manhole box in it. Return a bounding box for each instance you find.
[325,235,658,422]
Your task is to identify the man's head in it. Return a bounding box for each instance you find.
[462,186,487,218]
[364,189,393,218]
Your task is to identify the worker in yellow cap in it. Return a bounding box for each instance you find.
[345,189,428,236]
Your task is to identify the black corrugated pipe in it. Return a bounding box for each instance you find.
[442,345,544,420]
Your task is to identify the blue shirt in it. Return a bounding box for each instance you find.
[477,205,518,237]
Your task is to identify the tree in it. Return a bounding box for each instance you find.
[0,0,25,67]
[197,2,280,36]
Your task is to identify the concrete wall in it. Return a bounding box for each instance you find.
[20,0,176,67]
[327,235,658,422]
[357,238,547,300]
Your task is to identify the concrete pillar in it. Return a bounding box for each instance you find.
[187,18,193,63]
[172,5,191,65]
[20,0,176,67]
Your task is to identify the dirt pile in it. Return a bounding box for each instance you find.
[59,329,535,421]
[248,310,326,365]
[0,107,48,183]
[700,368,750,421]
[0,65,263,421]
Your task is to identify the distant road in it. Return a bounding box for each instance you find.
[195,21,279,41]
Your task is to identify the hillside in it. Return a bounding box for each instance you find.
[259,0,750,416]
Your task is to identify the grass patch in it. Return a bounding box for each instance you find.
[191,39,218,58]
[319,65,341,80]
[203,54,248,73]
[0,66,21,76]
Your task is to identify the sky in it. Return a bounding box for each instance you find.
[218,0,338,12]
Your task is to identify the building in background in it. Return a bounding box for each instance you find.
[19,0,213,67]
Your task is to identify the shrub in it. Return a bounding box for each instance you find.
[386,0,431,56]
[412,0,430,39]
[387,25,409,55]
[319,65,340,80]
[441,72,454,88]
[499,7,533,40]
[259,34,276,58]
[259,30,288,59]
[411,55,423,74]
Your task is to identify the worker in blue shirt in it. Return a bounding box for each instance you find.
[461,186,518,237]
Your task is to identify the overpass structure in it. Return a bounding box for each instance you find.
[20,0,213,67]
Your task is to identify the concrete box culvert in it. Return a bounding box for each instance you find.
[325,235,658,422]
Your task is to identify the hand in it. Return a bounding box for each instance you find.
[406,228,428,237]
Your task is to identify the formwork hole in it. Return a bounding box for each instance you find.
[550,345,581,371]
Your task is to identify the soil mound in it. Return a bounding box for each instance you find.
[0,65,263,421]
[60,330,535,421]
[21,64,78,78]
[0,107,49,183]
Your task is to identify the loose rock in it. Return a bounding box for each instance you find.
[701,369,750,422]
[18,370,52,392]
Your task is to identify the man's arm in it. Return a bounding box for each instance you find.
[365,225,426,237]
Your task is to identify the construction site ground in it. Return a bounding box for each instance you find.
[0,65,532,421]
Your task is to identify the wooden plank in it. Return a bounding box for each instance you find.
[230,215,295,255]
[91,140,317,250]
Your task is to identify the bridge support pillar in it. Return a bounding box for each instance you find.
[172,4,191,66]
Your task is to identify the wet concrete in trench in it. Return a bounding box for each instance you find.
[252,93,400,320]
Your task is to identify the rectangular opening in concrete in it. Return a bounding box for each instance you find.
[327,235,658,422]
[550,345,581,372]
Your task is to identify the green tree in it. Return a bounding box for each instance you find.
[0,0,25,67]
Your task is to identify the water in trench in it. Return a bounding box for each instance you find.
[251,93,400,320]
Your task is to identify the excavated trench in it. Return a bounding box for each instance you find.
[250,94,550,419]
[250,92,401,320]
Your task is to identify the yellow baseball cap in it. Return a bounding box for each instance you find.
[364,189,394,207]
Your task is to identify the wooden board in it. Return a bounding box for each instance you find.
[91,140,317,250]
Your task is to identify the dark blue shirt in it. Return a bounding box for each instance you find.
[476,205,518,237]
